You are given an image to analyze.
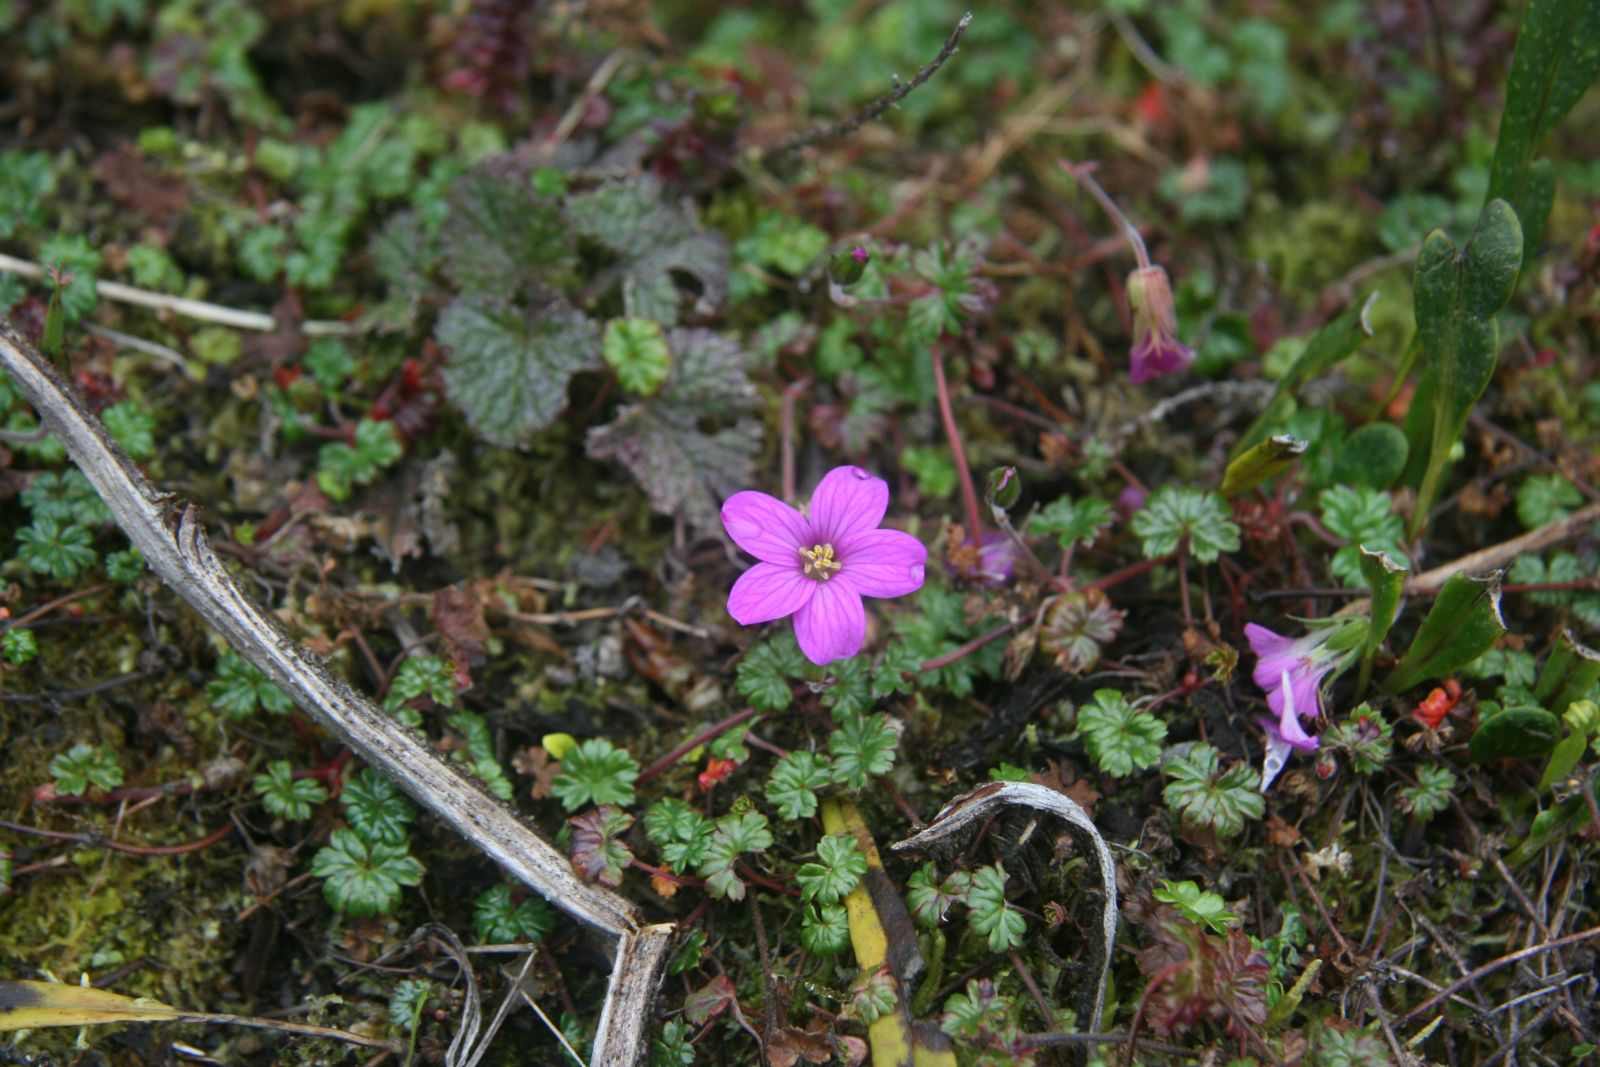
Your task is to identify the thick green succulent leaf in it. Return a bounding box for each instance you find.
[1357,546,1408,693]
[1534,630,1600,711]
[1383,571,1507,693]
[1408,200,1523,532]
[1470,705,1563,762]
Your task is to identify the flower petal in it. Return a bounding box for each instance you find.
[1267,665,1326,722]
[1275,709,1319,751]
[792,578,866,666]
[727,563,814,625]
[1128,331,1195,384]
[1246,622,1299,691]
[839,528,927,599]
[807,466,888,550]
[1260,725,1293,793]
[722,491,809,565]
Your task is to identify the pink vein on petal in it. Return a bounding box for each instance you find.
[840,528,927,598]
[722,491,810,565]
[727,563,815,625]
[807,466,888,551]
[792,579,866,665]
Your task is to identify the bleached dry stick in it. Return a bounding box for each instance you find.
[0,317,670,1066]
[894,781,1119,1033]
[0,253,354,335]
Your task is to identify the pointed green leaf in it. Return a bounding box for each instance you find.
[41,283,65,362]
[1221,434,1305,498]
[1537,726,1593,792]
[1409,201,1523,534]
[1359,546,1408,665]
[1470,705,1563,762]
[1383,571,1507,693]
[1486,0,1600,244]
[1534,630,1600,711]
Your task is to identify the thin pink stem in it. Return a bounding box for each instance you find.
[920,620,1017,672]
[932,339,984,543]
[780,378,811,504]
[1060,160,1152,270]
[1177,537,1193,628]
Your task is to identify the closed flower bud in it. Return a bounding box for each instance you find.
[986,466,1021,512]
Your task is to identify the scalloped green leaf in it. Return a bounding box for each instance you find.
[437,293,602,448]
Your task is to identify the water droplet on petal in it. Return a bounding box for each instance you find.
[909,563,925,584]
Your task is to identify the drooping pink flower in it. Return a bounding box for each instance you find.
[1245,622,1338,721]
[1126,266,1194,384]
[1246,621,1365,791]
[722,466,927,666]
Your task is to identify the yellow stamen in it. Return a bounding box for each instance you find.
[799,543,841,580]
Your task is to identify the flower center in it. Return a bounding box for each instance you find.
[799,543,841,581]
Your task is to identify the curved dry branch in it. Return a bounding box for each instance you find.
[0,317,668,1066]
[893,781,1119,1035]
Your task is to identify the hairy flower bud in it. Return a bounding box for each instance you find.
[1125,266,1194,384]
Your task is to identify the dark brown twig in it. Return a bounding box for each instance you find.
[1399,924,1600,1026]
[766,14,973,161]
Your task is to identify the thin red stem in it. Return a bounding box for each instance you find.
[628,858,704,888]
[736,863,801,897]
[932,339,984,544]
[0,818,234,857]
[921,620,1016,672]
[1084,552,1175,593]
[1177,537,1193,628]
[638,707,761,785]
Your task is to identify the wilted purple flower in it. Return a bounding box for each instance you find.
[1126,266,1194,384]
[943,530,1018,585]
[975,530,1020,582]
[722,466,927,666]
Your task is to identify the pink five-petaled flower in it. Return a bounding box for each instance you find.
[1126,265,1195,384]
[722,466,927,666]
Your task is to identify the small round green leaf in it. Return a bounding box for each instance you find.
[603,317,672,396]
